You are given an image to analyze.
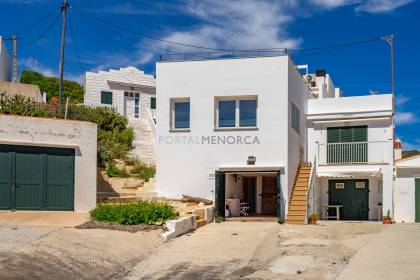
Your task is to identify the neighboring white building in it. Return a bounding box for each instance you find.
[156,54,399,224]
[84,67,157,164]
[84,67,156,121]
[395,155,420,223]
[0,36,12,82]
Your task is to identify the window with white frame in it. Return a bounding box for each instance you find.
[215,96,257,129]
[170,98,190,130]
[291,102,300,133]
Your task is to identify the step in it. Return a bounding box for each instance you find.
[290,196,307,201]
[287,210,306,216]
[292,190,307,196]
[290,200,307,206]
[288,205,307,211]
[196,219,207,228]
[299,170,311,174]
[293,186,307,191]
[294,182,308,188]
[285,219,305,225]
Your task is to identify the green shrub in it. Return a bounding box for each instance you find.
[90,202,179,225]
[132,163,156,182]
[0,93,48,117]
[90,106,128,131]
[97,128,134,164]
[105,162,129,178]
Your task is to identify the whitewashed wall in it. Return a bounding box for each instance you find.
[0,37,12,82]
[84,67,155,119]
[395,157,420,223]
[287,59,311,198]
[156,56,294,206]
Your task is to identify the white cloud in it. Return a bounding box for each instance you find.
[395,94,410,107]
[395,111,418,125]
[20,57,55,77]
[308,0,414,13]
[355,0,414,13]
[156,0,302,53]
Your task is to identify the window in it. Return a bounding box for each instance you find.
[335,183,345,189]
[134,93,140,118]
[101,91,113,105]
[291,102,300,133]
[356,182,366,189]
[215,96,257,129]
[170,98,190,130]
[327,126,368,163]
[151,97,156,109]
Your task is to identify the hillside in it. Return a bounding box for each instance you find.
[20,70,84,103]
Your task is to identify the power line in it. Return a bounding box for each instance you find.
[290,37,382,54]
[75,8,167,52]
[74,6,223,51]
[22,11,62,46]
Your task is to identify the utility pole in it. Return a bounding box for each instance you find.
[58,0,69,102]
[12,35,17,82]
[382,34,395,114]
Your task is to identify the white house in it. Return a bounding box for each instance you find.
[155,54,400,224]
[394,154,420,223]
[84,66,156,121]
[84,67,157,163]
[0,36,12,82]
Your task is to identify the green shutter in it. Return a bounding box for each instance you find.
[215,171,225,219]
[151,97,156,109]
[415,179,420,223]
[101,91,113,105]
[327,126,368,163]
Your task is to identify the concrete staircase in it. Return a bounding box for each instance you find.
[129,119,156,164]
[286,164,311,225]
[136,178,163,200]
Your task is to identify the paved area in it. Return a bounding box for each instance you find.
[123,221,385,280]
[338,224,420,280]
[0,211,89,227]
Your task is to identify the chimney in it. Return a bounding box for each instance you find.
[394,138,403,161]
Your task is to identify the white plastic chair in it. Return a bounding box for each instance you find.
[240,202,250,216]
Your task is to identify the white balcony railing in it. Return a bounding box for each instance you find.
[317,141,389,165]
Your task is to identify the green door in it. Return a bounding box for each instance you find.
[215,171,225,218]
[14,146,44,210]
[0,145,74,210]
[0,146,13,209]
[415,179,420,223]
[328,179,369,220]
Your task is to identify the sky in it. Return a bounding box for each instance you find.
[0,0,419,149]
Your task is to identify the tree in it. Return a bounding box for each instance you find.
[20,70,84,103]
[402,150,420,159]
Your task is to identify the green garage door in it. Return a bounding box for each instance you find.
[328,179,369,220]
[0,145,74,210]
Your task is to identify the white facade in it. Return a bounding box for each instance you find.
[155,55,400,221]
[84,67,156,120]
[0,36,12,82]
[395,156,420,223]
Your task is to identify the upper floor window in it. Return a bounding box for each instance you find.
[101,91,113,105]
[170,98,190,130]
[291,102,300,134]
[151,97,157,109]
[215,96,257,129]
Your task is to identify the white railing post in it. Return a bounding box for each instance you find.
[145,107,156,140]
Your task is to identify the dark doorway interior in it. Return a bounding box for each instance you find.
[243,177,256,213]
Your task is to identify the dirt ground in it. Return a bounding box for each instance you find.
[2,219,418,280]
[0,225,163,280]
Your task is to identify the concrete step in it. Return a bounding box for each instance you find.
[293,186,308,191]
[288,205,307,211]
[285,219,305,225]
[287,209,306,216]
[290,200,306,206]
[292,190,307,196]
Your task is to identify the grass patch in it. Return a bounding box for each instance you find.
[90,202,178,225]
